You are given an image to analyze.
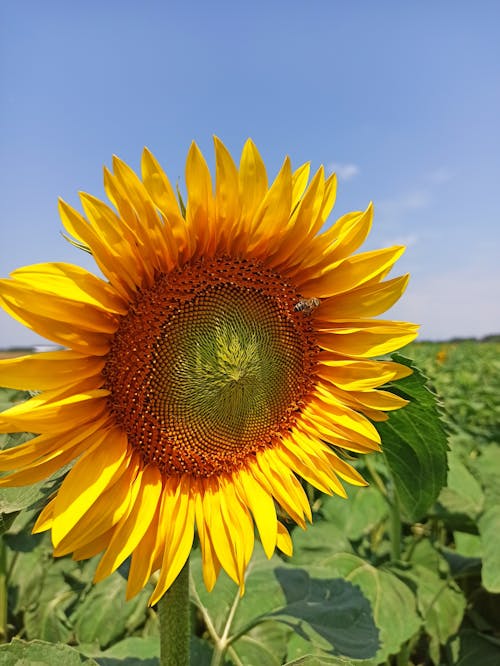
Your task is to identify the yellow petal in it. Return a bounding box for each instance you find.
[185,142,215,256]
[0,416,109,472]
[297,245,405,298]
[55,453,140,555]
[72,528,114,560]
[58,199,137,299]
[94,464,162,580]
[111,156,175,274]
[0,351,104,391]
[238,139,268,228]
[195,491,221,592]
[313,171,338,236]
[149,475,195,605]
[276,521,293,556]
[248,157,293,254]
[257,451,311,526]
[127,494,163,600]
[0,278,117,333]
[235,466,277,558]
[276,442,345,497]
[317,322,418,357]
[202,476,240,585]
[291,162,311,209]
[316,359,399,390]
[318,274,410,321]
[51,428,129,546]
[33,497,56,533]
[282,437,347,497]
[0,390,109,433]
[214,136,240,250]
[142,148,192,262]
[269,167,325,268]
[219,475,254,584]
[310,390,382,443]
[349,389,409,411]
[323,450,368,486]
[11,263,127,315]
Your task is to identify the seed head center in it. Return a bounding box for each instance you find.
[103,257,319,477]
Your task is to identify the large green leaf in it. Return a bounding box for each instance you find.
[270,567,379,660]
[0,639,99,665]
[317,552,421,663]
[191,546,378,661]
[377,354,448,522]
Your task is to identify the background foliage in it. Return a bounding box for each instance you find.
[0,340,499,665]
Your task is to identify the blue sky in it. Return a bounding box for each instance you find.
[1,1,499,346]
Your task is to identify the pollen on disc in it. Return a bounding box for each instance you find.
[103,256,319,477]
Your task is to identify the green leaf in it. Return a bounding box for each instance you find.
[318,552,421,663]
[290,521,352,565]
[321,486,388,542]
[0,387,31,414]
[0,639,99,665]
[191,546,378,661]
[190,635,213,666]
[0,511,19,535]
[454,532,483,558]
[284,655,360,666]
[377,354,448,522]
[7,534,54,616]
[437,451,484,520]
[72,572,151,649]
[476,444,500,506]
[395,540,466,661]
[23,560,77,643]
[79,636,160,665]
[478,505,500,593]
[270,567,379,660]
[229,621,290,666]
[0,480,58,520]
[455,629,500,665]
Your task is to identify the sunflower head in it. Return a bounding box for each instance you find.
[0,138,417,604]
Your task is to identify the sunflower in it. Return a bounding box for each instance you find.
[0,138,417,604]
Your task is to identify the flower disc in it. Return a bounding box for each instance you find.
[104,256,318,477]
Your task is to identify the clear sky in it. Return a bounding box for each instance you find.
[1,1,499,346]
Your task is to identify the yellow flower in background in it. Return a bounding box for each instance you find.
[0,138,417,604]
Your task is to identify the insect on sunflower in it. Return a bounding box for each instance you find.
[0,138,417,604]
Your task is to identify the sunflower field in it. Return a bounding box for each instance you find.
[0,338,499,665]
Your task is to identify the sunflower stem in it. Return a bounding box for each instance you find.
[0,536,7,643]
[158,558,191,666]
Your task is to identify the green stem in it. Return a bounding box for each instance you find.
[158,558,191,666]
[369,455,403,562]
[365,457,389,500]
[0,536,7,643]
[210,587,241,666]
[389,490,402,561]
